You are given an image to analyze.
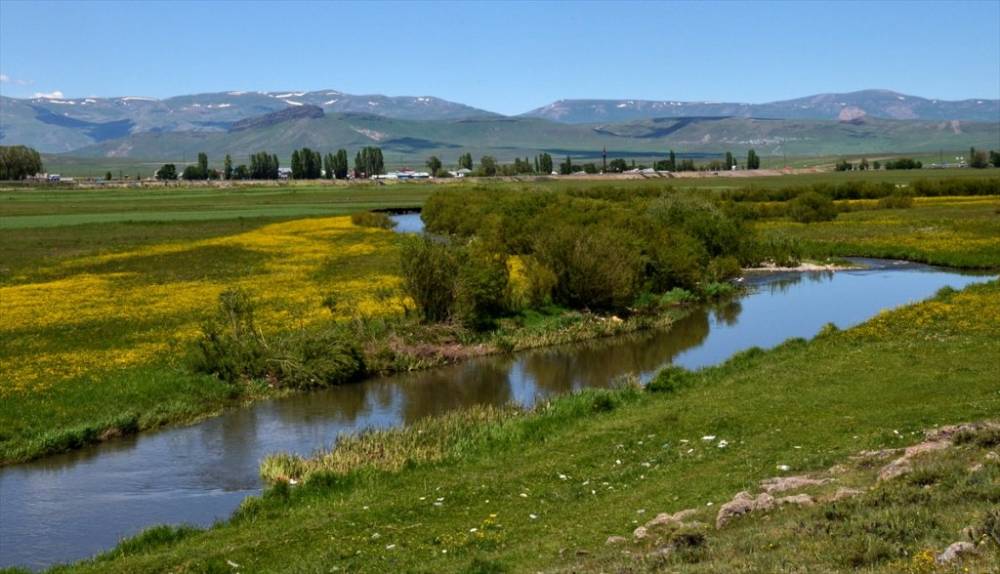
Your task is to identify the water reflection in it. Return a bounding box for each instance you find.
[0,260,993,571]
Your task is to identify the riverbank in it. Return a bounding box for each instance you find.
[3,188,732,465]
[39,278,999,573]
[758,195,1000,269]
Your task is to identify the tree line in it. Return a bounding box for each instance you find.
[145,145,1000,183]
[0,145,44,180]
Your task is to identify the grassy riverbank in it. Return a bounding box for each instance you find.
[759,195,1000,268]
[37,279,1000,573]
[0,207,689,464]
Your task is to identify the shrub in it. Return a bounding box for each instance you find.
[190,290,364,388]
[271,327,365,389]
[535,223,645,311]
[350,211,397,229]
[877,190,915,209]
[660,287,697,306]
[645,228,707,291]
[753,233,803,267]
[705,256,742,282]
[788,192,838,223]
[701,281,736,299]
[523,256,558,308]
[400,236,460,322]
[647,365,693,393]
[190,288,269,384]
[454,240,510,330]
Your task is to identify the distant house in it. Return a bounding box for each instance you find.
[376,170,431,180]
[47,174,61,182]
[448,168,472,178]
[278,167,293,180]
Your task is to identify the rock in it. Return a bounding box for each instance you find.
[827,464,850,475]
[879,438,951,481]
[925,421,999,442]
[605,535,627,545]
[644,513,679,531]
[752,493,775,512]
[715,491,755,529]
[644,508,699,531]
[776,494,815,507]
[670,509,698,522]
[760,475,830,494]
[935,541,977,564]
[828,487,864,502]
[969,463,984,473]
[986,451,999,462]
[633,526,649,540]
[852,448,902,461]
[715,491,782,529]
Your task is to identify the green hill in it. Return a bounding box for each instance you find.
[67,113,1000,165]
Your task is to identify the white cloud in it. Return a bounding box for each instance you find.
[33,90,65,99]
[1,74,32,86]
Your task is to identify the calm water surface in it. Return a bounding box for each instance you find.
[0,251,993,569]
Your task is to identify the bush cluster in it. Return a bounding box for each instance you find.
[400,236,509,329]
[787,192,838,223]
[190,289,365,388]
[350,211,397,229]
[419,187,767,316]
[718,177,998,203]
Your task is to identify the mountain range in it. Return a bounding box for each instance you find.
[521,89,1000,124]
[0,89,997,161]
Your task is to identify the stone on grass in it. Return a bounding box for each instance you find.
[760,475,830,494]
[606,535,627,545]
[776,494,815,507]
[715,491,780,529]
[935,541,976,564]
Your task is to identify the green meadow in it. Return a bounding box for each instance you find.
[40,279,1000,574]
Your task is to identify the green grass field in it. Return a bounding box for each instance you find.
[40,280,1000,574]
[762,196,1000,268]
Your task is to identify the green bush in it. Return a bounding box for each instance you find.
[399,236,510,329]
[518,256,557,309]
[754,233,803,267]
[535,223,645,310]
[454,240,510,329]
[271,328,365,389]
[705,256,742,282]
[190,289,364,388]
[400,236,460,323]
[701,281,736,299]
[788,191,838,223]
[660,287,697,306]
[644,228,707,291]
[190,288,269,384]
[877,190,915,209]
[647,365,693,393]
[350,211,397,229]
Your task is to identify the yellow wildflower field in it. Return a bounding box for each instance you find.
[758,195,1000,268]
[1,216,404,396]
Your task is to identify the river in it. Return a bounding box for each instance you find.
[0,215,993,570]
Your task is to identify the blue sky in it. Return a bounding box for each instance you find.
[1,0,998,115]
